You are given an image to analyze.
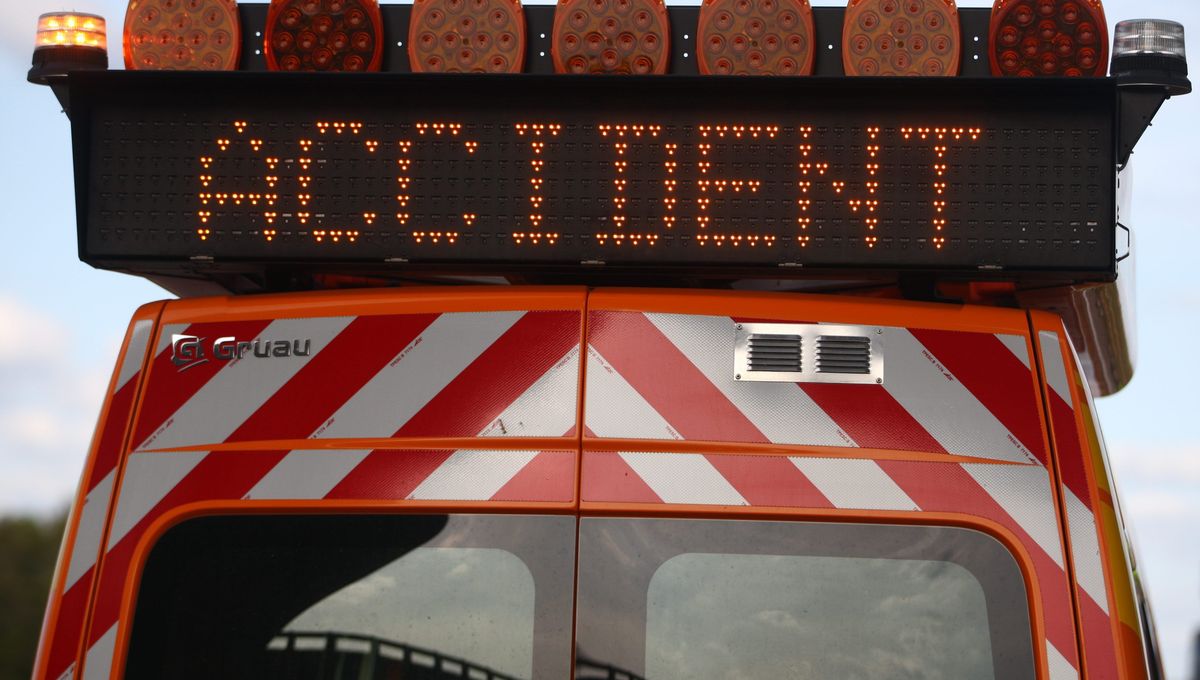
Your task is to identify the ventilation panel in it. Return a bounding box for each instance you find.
[734,322,884,384]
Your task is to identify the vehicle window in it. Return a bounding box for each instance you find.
[281,547,535,677]
[576,519,1035,680]
[125,514,575,680]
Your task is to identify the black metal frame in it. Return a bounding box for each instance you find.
[47,4,1182,294]
[229,4,1001,77]
[67,71,1118,288]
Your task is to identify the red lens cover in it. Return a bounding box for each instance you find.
[124,0,242,70]
[551,0,671,74]
[697,0,815,75]
[989,0,1107,76]
[409,0,526,72]
[842,0,961,76]
[264,0,384,71]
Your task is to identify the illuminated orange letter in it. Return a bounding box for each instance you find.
[512,123,562,246]
[197,121,280,242]
[594,124,667,247]
[898,126,983,249]
[694,124,779,249]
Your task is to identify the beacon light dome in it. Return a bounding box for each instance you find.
[1113,18,1186,60]
[35,12,107,51]
[28,11,109,85]
[1111,19,1190,94]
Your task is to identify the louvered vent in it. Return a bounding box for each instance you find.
[734,323,883,384]
[746,334,802,373]
[816,335,872,374]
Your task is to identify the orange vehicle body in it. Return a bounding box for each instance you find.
[30,286,1159,680]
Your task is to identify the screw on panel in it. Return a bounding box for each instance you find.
[736,324,743,330]
[735,374,742,380]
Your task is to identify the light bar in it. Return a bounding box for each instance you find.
[28,12,108,84]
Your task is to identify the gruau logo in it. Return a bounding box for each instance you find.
[170,334,312,372]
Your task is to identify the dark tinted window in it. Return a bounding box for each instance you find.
[575,519,1035,680]
[126,514,575,680]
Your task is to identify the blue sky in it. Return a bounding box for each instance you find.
[1,0,1198,676]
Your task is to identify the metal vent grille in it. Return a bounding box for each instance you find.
[746,334,802,373]
[734,323,883,384]
[816,336,872,374]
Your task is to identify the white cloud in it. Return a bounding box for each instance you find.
[0,294,108,516]
[0,295,68,365]
[1109,443,1200,486]
[0,406,80,450]
[1105,440,1200,680]
[1124,491,1195,520]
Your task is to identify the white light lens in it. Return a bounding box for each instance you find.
[1113,19,1186,60]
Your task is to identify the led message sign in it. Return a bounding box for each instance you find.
[75,74,1116,278]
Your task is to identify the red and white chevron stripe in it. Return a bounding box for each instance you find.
[63,302,1103,680]
[581,449,1079,679]
[40,317,154,680]
[581,309,1078,678]
[76,309,581,680]
[1039,328,1123,679]
[134,311,580,451]
[585,311,1046,464]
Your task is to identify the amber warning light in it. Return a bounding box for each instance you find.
[28,12,108,84]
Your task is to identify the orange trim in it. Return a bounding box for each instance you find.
[110,499,578,679]
[106,501,1052,680]
[32,302,164,680]
[1030,309,1147,680]
[75,305,171,680]
[583,437,1040,465]
[156,286,588,324]
[1028,312,1090,678]
[136,436,579,453]
[579,502,1052,679]
[1119,621,1150,680]
[575,293,589,500]
[1071,373,1148,680]
[135,435,1037,466]
[569,291,591,679]
[587,288,1032,334]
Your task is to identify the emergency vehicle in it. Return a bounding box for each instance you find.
[23,0,1190,678]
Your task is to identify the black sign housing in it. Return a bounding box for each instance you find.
[69,71,1117,284]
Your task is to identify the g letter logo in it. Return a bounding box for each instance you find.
[170,334,208,372]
